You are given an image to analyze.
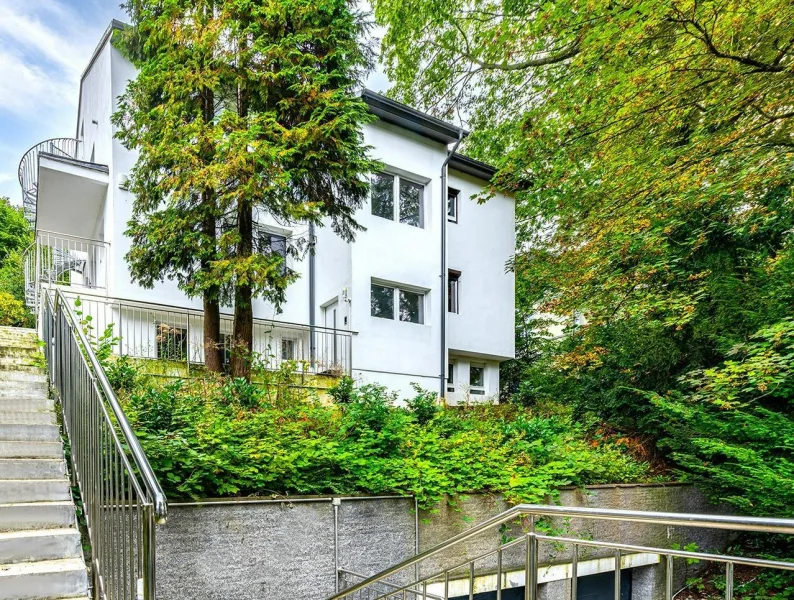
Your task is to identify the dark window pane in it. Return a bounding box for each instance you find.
[371,284,394,319]
[448,271,460,313]
[399,180,423,227]
[470,366,484,388]
[448,188,459,221]
[281,338,296,360]
[156,322,187,361]
[371,173,394,219]
[399,289,423,323]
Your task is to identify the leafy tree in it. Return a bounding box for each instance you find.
[0,198,34,326]
[374,0,794,510]
[117,0,379,380]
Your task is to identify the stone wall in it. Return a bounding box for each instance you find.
[155,484,730,600]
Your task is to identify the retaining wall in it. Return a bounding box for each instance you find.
[155,484,730,600]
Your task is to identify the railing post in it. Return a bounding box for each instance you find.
[143,504,156,600]
[525,516,537,600]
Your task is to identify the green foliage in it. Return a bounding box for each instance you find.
[106,356,143,393]
[0,292,32,328]
[373,0,794,518]
[329,375,355,404]
[0,197,31,266]
[73,297,119,365]
[649,320,794,518]
[119,378,651,508]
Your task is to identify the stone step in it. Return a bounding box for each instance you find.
[0,460,66,480]
[0,528,81,564]
[0,413,55,426]
[0,442,63,460]
[0,425,60,443]
[0,398,54,413]
[0,557,88,600]
[0,347,40,358]
[0,480,71,504]
[0,503,75,532]
[0,371,48,384]
[0,383,50,399]
[0,363,43,374]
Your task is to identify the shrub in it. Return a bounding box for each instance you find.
[120,377,654,508]
[0,292,32,327]
[106,356,142,393]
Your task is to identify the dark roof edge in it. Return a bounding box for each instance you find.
[362,89,467,145]
[448,153,498,181]
[80,19,127,84]
[39,152,110,175]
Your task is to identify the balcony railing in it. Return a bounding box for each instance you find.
[57,290,353,377]
[24,231,109,310]
[18,138,80,225]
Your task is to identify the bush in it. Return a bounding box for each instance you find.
[120,377,653,508]
[106,356,142,393]
[0,292,33,327]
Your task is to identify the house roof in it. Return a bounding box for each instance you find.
[361,89,468,146]
[448,153,498,181]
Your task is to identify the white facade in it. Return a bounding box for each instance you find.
[26,21,515,400]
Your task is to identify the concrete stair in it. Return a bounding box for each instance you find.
[0,327,88,600]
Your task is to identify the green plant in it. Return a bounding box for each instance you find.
[119,377,653,508]
[0,292,33,327]
[405,384,439,425]
[73,297,119,365]
[329,376,355,404]
[105,356,142,393]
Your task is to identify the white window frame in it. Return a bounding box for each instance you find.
[370,172,425,228]
[446,361,456,393]
[469,364,486,395]
[370,280,426,325]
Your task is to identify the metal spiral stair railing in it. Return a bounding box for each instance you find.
[18,137,80,226]
[19,138,80,308]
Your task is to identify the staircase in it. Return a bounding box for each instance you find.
[0,327,89,600]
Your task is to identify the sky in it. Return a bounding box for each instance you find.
[0,0,390,206]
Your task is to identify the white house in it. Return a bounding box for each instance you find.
[21,20,515,401]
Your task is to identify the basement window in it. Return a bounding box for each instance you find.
[281,338,297,361]
[371,282,425,324]
[469,365,485,395]
[155,322,187,361]
[371,172,424,228]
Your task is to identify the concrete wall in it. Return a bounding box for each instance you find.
[155,484,729,600]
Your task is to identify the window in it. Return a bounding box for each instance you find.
[371,282,425,324]
[255,226,288,275]
[447,362,455,393]
[281,338,296,361]
[370,283,394,319]
[448,270,461,313]
[371,173,394,220]
[448,187,459,222]
[469,365,485,395]
[155,322,187,361]
[399,179,423,226]
[220,333,232,371]
[371,172,424,228]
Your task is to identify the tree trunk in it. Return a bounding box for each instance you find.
[230,199,254,379]
[203,293,223,372]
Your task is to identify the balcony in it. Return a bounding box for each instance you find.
[18,138,81,226]
[24,231,109,309]
[56,290,353,377]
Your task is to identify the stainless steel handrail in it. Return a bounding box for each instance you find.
[55,287,168,521]
[44,287,167,600]
[328,504,794,600]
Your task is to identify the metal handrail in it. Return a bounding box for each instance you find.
[44,287,167,600]
[329,504,794,600]
[55,287,168,521]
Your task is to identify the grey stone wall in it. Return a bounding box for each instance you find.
[155,484,729,600]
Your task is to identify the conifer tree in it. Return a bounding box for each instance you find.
[116,0,379,379]
[114,0,226,371]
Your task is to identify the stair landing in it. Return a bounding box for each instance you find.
[0,327,88,600]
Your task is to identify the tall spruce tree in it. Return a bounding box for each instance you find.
[116,0,379,379]
[114,0,226,371]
